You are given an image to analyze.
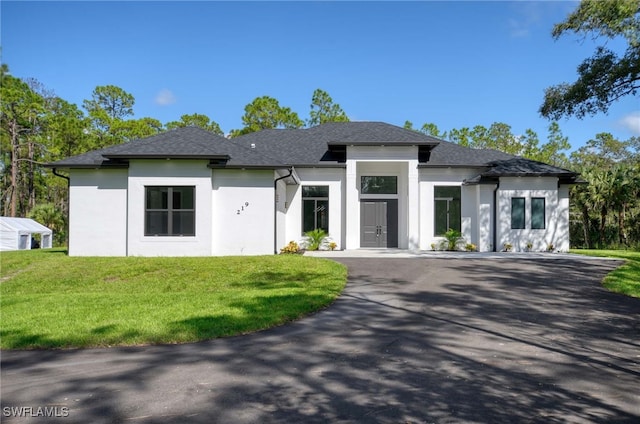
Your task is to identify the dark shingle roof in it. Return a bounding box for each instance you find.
[47,127,288,168]
[312,121,441,145]
[45,123,578,181]
[483,158,576,177]
[423,140,514,167]
[102,127,231,159]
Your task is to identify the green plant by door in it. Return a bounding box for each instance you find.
[305,228,327,251]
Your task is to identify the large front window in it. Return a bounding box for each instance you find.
[302,186,329,233]
[434,186,461,236]
[145,186,195,236]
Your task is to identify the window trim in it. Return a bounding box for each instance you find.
[145,186,196,237]
[531,197,546,230]
[511,197,526,230]
[360,176,398,195]
[302,185,329,234]
[434,186,461,236]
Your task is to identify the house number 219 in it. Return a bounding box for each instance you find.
[237,202,249,215]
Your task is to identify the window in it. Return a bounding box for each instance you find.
[511,197,525,229]
[531,197,545,229]
[361,176,397,194]
[302,186,329,233]
[145,186,195,236]
[434,186,461,236]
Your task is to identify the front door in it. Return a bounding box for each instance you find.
[360,200,398,248]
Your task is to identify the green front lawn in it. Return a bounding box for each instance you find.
[570,249,640,298]
[0,249,347,349]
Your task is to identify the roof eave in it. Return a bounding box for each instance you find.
[43,162,130,169]
[418,164,490,169]
[328,140,439,147]
[104,154,231,160]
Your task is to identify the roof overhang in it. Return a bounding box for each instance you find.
[328,140,439,147]
[43,162,129,170]
[103,154,231,161]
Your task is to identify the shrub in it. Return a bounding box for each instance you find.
[304,229,327,251]
[503,243,513,252]
[442,228,464,251]
[465,243,477,252]
[329,242,337,251]
[280,241,302,254]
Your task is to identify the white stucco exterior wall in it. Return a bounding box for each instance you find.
[496,176,567,252]
[211,169,274,256]
[345,146,418,249]
[418,168,480,251]
[285,168,345,250]
[557,185,570,252]
[68,169,128,256]
[478,184,497,252]
[127,160,213,256]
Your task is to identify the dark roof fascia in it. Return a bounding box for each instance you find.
[208,164,283,170]
[104,154,231,160]
[209,163,347,170]
[328,140,439,147]
[463,179,499,186]
[418,164,489,169]
[290,163,347,169]
[485,172,577,178]
[42,162,129,169]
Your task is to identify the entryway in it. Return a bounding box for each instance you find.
[360,199,398,248]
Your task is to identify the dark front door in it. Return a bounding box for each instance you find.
[360,200,398,248]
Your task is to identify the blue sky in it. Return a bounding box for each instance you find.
[2,1,638,151]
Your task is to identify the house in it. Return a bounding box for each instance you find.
[0,217,53,251]
[46,122,580,256]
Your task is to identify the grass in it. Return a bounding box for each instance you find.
[0,248,347,349]
[570,249,640,298]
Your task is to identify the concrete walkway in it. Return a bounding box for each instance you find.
[1,257,638,423]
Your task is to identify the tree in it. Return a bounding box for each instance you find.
[540,0,640,119]
[568,132,640,248]
[83,85,134,123]
[28,202,66,246]
[448,127,472,147]
[83,85,136,147]
[166,113,223,135]
[0,68,46,216]
[230,96,303,137]
[112,117,163,141]
[403,121,447,139]
[570,132,631,168]
[538,122,571,167]
[308,89,349,126]
[459,123,522,155]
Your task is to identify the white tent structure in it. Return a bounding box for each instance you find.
[0,217,53,251]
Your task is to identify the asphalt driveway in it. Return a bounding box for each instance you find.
[2,257,639,423]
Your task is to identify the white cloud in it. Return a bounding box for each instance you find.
[619,111,640,135]
[508,18,530,38]
[155,89,176,106]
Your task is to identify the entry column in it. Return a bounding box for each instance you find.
[345,158,359,249]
